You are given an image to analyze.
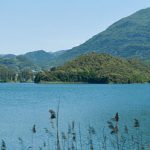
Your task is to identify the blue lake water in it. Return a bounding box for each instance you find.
[0,83,150,149]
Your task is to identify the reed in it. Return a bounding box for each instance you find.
[1,140,6,150]
[1,111,149,150]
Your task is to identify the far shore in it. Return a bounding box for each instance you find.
[0,81,149,84]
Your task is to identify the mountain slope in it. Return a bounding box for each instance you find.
[35,53,150,83]
[1,8,150,68]
[24,50,54,68]
[24,50,66,68]
[0,55,38,71]
[0,50,66,70]
[51,7,150,66]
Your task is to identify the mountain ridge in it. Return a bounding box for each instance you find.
[52,7,150,65]
[1,7,150,68]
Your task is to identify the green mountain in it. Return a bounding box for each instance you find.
[0,55,37,71]
[34,53,150,84]
[50,7,150,66]
[1,8,150,69]
[0,49,66,70]
[24,50,66,68]
[24,50,54,68]
[0,55,38,82]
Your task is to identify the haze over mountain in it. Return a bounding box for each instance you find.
[0,50,66,70]
[0,55,37,71]
[0,7,150,69]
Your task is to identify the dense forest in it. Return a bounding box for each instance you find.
[0,55,37,82]
[0,65,35,82]
[1,53,150,84]
[34,53,150,84]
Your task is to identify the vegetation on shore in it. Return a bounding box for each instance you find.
[34,53,150,84]
[0,65,35,82]
[1,53,150,84]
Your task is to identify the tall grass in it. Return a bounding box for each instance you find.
[1,111,149,150]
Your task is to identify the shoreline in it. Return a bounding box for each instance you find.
[0,81,149,85]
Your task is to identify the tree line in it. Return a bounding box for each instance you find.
[0,65,35,82]
[1,53,150,84]
[34,53,150,84]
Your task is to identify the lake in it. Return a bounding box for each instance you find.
[0,83,150,149]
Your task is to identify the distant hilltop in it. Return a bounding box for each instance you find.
[1,7,150,69]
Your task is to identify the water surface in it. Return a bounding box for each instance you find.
[0,83,149,149]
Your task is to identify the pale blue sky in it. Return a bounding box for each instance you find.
[0,0,150,54]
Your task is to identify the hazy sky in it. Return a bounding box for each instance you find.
[0,0,150,54]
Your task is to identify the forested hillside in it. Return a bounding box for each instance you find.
[34,53,150,84]
[45,7,150,66]
[0,65,35,83]
[1,8,150,68]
